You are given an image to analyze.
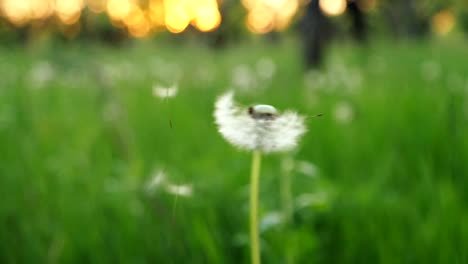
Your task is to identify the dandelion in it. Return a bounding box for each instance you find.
[232,64,257,91]
[214,91,306,153]
[295,192,329,209]
[28,60,55,89]
[256,57,276,81]
[165,183,193,197]
[145,169,193,198]
[145,169,167,193]
[333,101,354,124]
[214,91,306,264]
[152,84,178,99]
[259,211,284,233]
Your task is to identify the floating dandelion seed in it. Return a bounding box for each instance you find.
[165,183,193,197]
[214,90,307,264]
[214,91,307,153]
[145,169,193,198]
[334,101,354,124]
[145,169,167,193]
[152,84,178,98]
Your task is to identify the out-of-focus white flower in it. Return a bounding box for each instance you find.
[145,169,193,198]
[152,84,178,98]
[145,170,167,192]
[29,61,55,88]
[260,211,284,232]
[296,192,328,208]
[333,101,354,124]
[256,57,276,81]
[214,91,307,153]
[296,160,319,178]
[231,64,257,91]
[304,70,327,91]
[165,183,193,197]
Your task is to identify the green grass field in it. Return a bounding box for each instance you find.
[0,38,467,263]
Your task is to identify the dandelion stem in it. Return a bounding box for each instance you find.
[250,150,262,264]
[281,161,294,264]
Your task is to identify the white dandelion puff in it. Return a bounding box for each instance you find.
[231,64,257,91]
[259,211,284,233]
[334,101,354,124]
[29,61,56,89]
[296,160,319,178]
[145,170,167,192]
[214,91,307,153]
[152,84,178,98]
[165,183,193,197]
[256,57,276,81]
[296,192,329,209]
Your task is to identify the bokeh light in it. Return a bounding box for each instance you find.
[319,0,347,17]
[431,9,456,36]
[242,0,302,34]
[0,0,223,37]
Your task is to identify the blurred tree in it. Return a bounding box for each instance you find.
[300,0,369,69]
[347,0,368,43]
[300,0,332,68]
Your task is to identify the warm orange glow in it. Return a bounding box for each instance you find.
[149,0,165,27]
[88,0,107,13]
[247,6,274,34]
[164,1,190,33]
[128,18,151,37]
[107,0,132,20]
[30,0,54,20]
[319,0,346,16]
[242,0,302,34]
[0,0,222,36]
[1,0,31,25]
[192,4,221,32]
[55,0,84,24]
[432,9,455,36]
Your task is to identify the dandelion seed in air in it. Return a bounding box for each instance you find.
[152,84,178,99]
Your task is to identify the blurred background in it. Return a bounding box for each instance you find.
[0,0,468,263]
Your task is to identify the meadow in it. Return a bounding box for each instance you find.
[0,38,467,263]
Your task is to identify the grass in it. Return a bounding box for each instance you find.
[0,37,467,263]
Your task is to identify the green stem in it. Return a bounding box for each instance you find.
[250,150,262,264]
[281,161,294,264]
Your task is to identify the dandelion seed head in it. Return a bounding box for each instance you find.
[231,64,257,91]
[29,61,55,89]
[152,84,178,98]
[296,192,329,209]
[334,101,354,124]
[214,91,306,153]
[296,160,319,178]
[256,57,276,81]
[145,170,167,192]
[260,211,284,232]
[166,183,193,197]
